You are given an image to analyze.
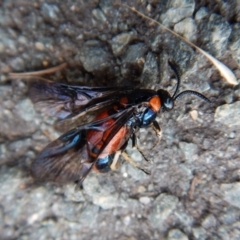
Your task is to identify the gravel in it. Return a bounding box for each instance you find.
[0,0,240,239]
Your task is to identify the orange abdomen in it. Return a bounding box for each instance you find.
[86,110,130,160]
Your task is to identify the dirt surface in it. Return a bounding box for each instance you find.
[0,0,240,239]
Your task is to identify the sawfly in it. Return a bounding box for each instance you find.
[20,61,210,186]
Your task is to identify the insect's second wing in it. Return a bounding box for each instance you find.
[29,81,132,120]
[31,127,91,183]
[31,109,135,184]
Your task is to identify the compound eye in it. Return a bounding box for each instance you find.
[164,98,174,110]
[157,89,174,111]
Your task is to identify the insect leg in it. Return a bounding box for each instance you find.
[121,151,150,175]
[131,134,150,162]
[150,120,162,149]
[110,139,130,171]
[110,151,122,171]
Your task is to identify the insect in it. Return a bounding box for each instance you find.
[28,62,210,186]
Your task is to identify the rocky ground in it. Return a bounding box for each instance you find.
[0,0,240,239]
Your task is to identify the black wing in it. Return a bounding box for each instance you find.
[29,80,133,120]
[31,108,135,184]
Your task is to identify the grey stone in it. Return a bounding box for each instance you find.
[15,99,36,121]
[51,200,83,223]
[167,229,188,240]
[83,175,124,209]
[192,227,207,240]
[218,226,230,240]
[42,3,60,20]
[139,196,151,205]
[9,57,25,71]
[79,204,99,227]
[0,41,5,53]
[111,31,137,57]
[195,7,209,21]
[120,42,147,79]
[214,101,240,127]
[219,207,239,225]
[161,0,195,27]
[174,17,197,42]
[92,8,107,23]
[202,214,217,229]
[229,25,240,66]
[174,208,193,228]
[170,0,194,8]
[120,151,148,181]
[179,142,198,162]
[209,14,232,55]
[230,222,240,240]
[140,51,159,85]
[62,184,85,203]
[1,1,240,239]
[121,42,147,64]
[148,193,178,229]
[78,40,115,77]
[0,110,38,140]
[220,183,240,209]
